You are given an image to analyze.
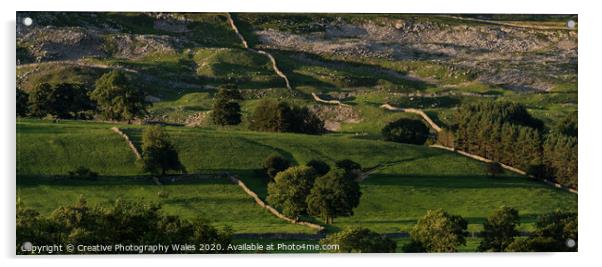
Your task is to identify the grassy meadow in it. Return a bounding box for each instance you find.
[16,119,577,236]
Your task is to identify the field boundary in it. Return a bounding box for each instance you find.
[375,104,577,194]
[380,103,443,132]
[225,13,293,91]
[110,127,142,160]
[429,144,578,194]
[227,174,325,232]
[311,93,350,106]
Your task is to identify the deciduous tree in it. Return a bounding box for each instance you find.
[306,168,361,224]
[382,118,430,145]
[267,166,317,219]
[211,88,242,126]
[141,125,185,176]
[90,70,148,122]
[320,227,396,253]
[404,209,468,252]
[478,207,520,252]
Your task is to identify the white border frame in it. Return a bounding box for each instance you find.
[2,1,599,266]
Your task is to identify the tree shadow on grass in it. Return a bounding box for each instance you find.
[334,214,542,232]
[237,137,298,165]
[270,49,433,91]
[360,173,562,190]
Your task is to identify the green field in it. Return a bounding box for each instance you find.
[17,176,313,234]
[16,119,577,236]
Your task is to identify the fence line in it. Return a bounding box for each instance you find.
[429,144,577,194]
[225,13,292,91]
[110,127,142,160]
[311,92,349,106]
[380,103,442,132]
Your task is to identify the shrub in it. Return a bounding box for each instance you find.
[28,83,93,118]
[478,207,520,252]
[485,162,504,177]
[16,198,232,254]
[16,88,29,117]
[211,88,242,126]
[335,159,361,174]
[157,190,169,199]
[505,211,577,252]
[320,227,396,253]
[249,99,324,134]
[334,159,362,179]
[382,118,429,145]
[262,154,291,180]
[141,125,185,176]
[556,111,577,137]
[306,159,330,176]
[67,167,98,181]
[405,209,468,252]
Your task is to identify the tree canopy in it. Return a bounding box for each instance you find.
[478,206,520,252]
[249,99,324,135]
[306,159,331,176]
[16,88,29,117]
[262,154,291,180]
[306,168,361,224]
[404,209,468,252]
[90,70,148,122]
[382,118,430,145]
[320,227,396,253]
[211,88,243,126]
[16,198,232,254]
[28,83,92,118]
[451,101,577,188]
[141,125,185,176]
[267,166,318,219]
[505,211,577,252]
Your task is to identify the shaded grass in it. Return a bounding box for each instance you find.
[17,176,313,234]
[16,119,141,176]
[16,119,577,236]
[328,173,577,233]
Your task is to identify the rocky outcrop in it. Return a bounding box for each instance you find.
[253,16,577,91]
[19,27,106,61]
[309,101,361,132]
[104,34,181,59]
[226,13,293,91]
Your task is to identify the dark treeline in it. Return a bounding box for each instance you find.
[249,99,325,135]
[17,70,149,122]
[451,101,577,189]
[17,197,232,254]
